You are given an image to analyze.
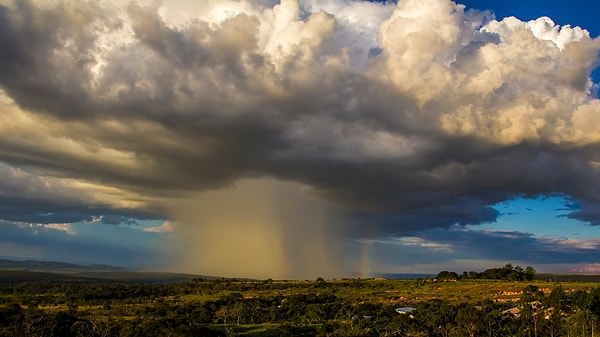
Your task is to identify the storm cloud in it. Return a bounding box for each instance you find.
[0,0,599,276]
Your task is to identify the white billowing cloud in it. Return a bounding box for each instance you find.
[367,0,600,146]
[372,0,483,104]
[264,1,337,67]
[485,16,589,50]
[302,0,394,68]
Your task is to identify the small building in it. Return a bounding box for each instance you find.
[395,307,416,314]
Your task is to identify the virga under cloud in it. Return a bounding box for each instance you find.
[0,0,599,277]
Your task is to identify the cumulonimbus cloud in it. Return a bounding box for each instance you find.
[0,0,599,233]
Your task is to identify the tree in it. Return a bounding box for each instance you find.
[541,309,565,337]
[480,300,503,337]
[519,302,544,337]
[522,285,544,303]
[422,301,456,337]
[436,271,458,281]
[513,266,525,281]
[215,306,229,325]
[548,285,567,309]
[524,266,536,281]
[455,305,481,337]
[566,309,597,337]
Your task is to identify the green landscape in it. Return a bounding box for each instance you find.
[1,263,600,336]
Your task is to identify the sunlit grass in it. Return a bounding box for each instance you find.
[3,277,600,336]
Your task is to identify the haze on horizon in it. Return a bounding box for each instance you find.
[0,0,600,279]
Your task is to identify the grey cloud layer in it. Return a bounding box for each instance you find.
[0,0,599,231]
[361,225,600,272]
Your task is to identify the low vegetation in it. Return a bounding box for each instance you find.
[0,267,599,336]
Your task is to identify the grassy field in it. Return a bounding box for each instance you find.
[203,278,599,305]
[2,273,600,336]
[2,272,599,305]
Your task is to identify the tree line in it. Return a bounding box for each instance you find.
[437,263,537,281]
[1,274,600,336]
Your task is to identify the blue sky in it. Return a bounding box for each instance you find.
[461,0,599,37]
[0,0,599,279]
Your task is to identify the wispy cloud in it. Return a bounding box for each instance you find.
[551,237,600,250]
[38,223,75,235]
[362,237,454,252]
[572,263,600,274]
[143,220,175,233]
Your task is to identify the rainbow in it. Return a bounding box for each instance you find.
[357,232,377,279]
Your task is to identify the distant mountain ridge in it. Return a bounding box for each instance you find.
[0,259,126,272]
[0,259,221,283]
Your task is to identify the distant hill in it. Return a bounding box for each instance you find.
[537,273,600,282]
[0,270,216,284]
[374,273,435,280]
[0,259,219,283]
[65,271,219,283]
[0,259,126,272]
[0,270,104,283]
